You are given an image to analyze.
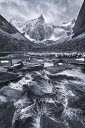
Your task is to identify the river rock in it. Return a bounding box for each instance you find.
[66,118,85,128]
[0,86,22,101]
[13,117,34,128]
[0,96,15,128]
[47,74,79,81]
[8,61,24,72]
[46,102,64,118]
[20,63,44,72]
[22,82,45,98]
[40,114,66,128]
[69,95,85,115]
[0,72,21,86]
[45,64,74,74]
[31,71,44,81]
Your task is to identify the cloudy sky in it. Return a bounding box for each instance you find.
[0,0,84,24]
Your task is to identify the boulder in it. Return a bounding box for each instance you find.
[66,118,85,128]
[40,115,66,128]
[45,64,74,74]
[0,72,21,86]
[69,95,85,115]
[47,74,79,81]
[46,102,64,118]
[22,83,45,98]
[0,86,22,101]
[0,96,15,128]
[13,117,34,128]
[8,61,24,72]
[31,71,44,81]
[20,63,44,72]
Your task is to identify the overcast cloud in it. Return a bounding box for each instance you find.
[0,0,84,24]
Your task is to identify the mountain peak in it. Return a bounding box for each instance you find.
[38,14,45,22]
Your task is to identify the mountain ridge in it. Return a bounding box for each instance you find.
[0,15,32,52]
[10,15,75,42]
[10,14,54,41]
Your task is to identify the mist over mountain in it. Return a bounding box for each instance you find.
[0,0,83,25]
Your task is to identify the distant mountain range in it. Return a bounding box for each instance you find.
[10,15,75,42]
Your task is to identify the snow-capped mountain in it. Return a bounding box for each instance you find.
[10,15,54,41]
[61,19,75,36]
[10,15,75,42]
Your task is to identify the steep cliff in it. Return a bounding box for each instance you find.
[73,0,85,37]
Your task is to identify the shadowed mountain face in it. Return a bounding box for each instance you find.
[73,0,85,37]
[0,15,17,34]
[0,15,32,52]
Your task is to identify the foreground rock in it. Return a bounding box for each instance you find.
[70,95,85,115]
[0,72,21,86]
[47,74,79,81]
[0,86,23,128]
[45,64,74,74]
[0,86,22,101]
[23,83,56,99]
[40,115,65,128]
[0,96,15,128]
[20,63,44,72]
[8,61,24,72]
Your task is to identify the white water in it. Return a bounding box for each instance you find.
[9,74,32,91]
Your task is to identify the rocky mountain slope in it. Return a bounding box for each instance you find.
[61,19,75,36]
[0,15,31,52]
[29,32,85,52]
[73,0,85,37]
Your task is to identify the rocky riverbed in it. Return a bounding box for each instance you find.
[0,52,85,128]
